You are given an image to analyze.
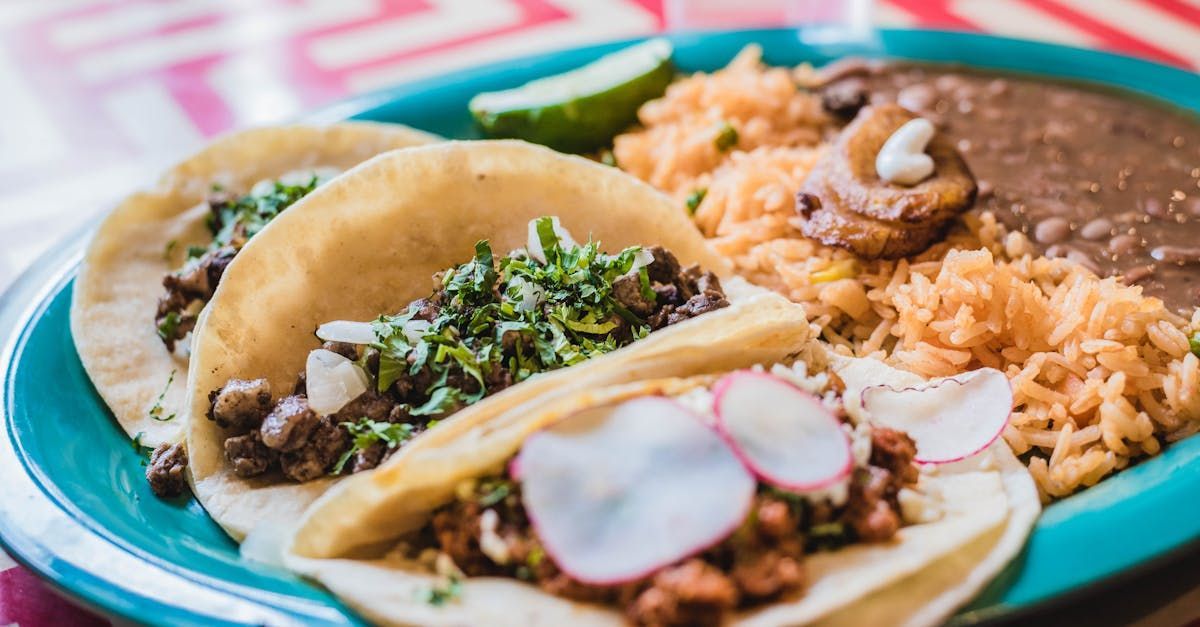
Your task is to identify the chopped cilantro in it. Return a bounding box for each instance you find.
[331,418,416,474]
[156,311,181,342]
[131,432,153,457]
[148,370,177,422]
[476,479,512,507]
[185,245,207,260]
[163,240,177,260]
[526,545,544,568]
[424,575,462,606]
[1191,331,1200,358]
[193,175,324,262]
[714,122,738,152]
[369,217,652,421]
[685,188,707,214]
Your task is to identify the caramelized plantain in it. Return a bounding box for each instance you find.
[793,104,976,259]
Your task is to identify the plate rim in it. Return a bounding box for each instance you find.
[2,26,1199,626]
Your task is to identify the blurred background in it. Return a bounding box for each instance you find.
[1,1,1200,625]
[2,0,1200,294]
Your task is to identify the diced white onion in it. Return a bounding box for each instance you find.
[631,248,655,271]
[306,349,369,415]
[526,216,579,264]
[315,320,377,345]
[402,319,432,343]
[514,278,546,312]
[250,167,341,196]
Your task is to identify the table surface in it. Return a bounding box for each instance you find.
[1,1,1199,625]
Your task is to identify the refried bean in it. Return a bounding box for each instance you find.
[831,63,1200,311]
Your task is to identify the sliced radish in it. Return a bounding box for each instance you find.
[526,216,578,264]
[315,320,377,345]
[306,348,369,416]
[860,368,1012,464]
[515,397,755,585]
[713,371,852,492]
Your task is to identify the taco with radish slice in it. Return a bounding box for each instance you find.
[183,140,816,539]
[282,347,1038,627]
[71,122,438,454]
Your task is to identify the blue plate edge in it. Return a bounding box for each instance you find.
[1,27,1198,627]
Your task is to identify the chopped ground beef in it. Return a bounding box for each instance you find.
[611,247,730,330]
[224,431,274,478]
[843,467,902,542]
[628,560,738,627]
[259,394,320,452]
[279,416,349,482]
[198,242,729,488]
[424,428,916,627]
[321,341,359,360]
[208,378,272,430]
[146,443,188,498]
[155,246,237,350]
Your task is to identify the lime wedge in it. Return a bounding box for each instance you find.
[469,38,674,153]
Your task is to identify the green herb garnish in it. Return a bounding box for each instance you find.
[197,175,324,260]
[185,245,207,260]
[424,575,462,606]
[131,432,153,457]
[163,240,177,260]
[476,479,512,507]
[369,217,652,419]
[685,188,707,214]
[148,370,177,422]
[156,311,181,342]
[714,122,738,152]
[331,418,416,474]
[1190,331,1200,358]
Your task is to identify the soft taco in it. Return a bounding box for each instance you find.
[283,345,1038,627]
[183,140,812,539]
[71,122,438,454]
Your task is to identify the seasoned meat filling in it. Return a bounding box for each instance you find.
[156,176,325,349]
[424,425,916,627]
[208,377,271,430]
[200,234,730,486]
[145,443,188,498]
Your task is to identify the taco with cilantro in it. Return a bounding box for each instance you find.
[282,343,1039,627]
[71,122,437,453]
[184,140,811,540]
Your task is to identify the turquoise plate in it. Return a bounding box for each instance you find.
[2,28,1199,626]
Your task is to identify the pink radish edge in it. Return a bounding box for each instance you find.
[711,371,853,492]
[861,370,1013,464]
[512,399,757,586]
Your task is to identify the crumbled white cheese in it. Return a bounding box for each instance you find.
[849,422,873,467]
[478,509,510,565]
[768,361,829,395]
[675,387,716,424]
[899,487,944,524]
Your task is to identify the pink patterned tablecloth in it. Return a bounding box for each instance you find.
[1,1,1200,625]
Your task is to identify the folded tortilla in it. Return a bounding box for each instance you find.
[284,347,1038,626]
[72,122,438,447]
[184,140,814,541]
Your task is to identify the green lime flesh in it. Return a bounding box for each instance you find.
[469,38,675,153]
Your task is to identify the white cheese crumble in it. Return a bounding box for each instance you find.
[478,509,510,565]
[898,486,944,524]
